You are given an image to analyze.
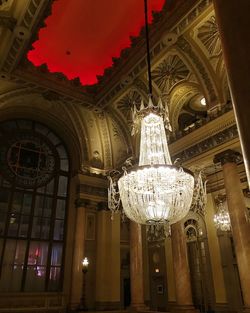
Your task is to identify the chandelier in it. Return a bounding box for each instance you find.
[214,199,231,231]
[108,0,197,225]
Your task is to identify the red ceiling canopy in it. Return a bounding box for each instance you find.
[28,0,165,85]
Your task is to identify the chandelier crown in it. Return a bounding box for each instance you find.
[132,96,172,136]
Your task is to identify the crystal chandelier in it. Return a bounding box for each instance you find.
[214,199,231,231]
[117,104,194,225]
[108,0,196,225]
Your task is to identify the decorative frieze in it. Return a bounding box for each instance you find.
[152,54,190,92]
[173,124,238,162]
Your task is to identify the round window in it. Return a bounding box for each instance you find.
[0,131,57,188]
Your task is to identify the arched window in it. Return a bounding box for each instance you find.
[0,119,70,292]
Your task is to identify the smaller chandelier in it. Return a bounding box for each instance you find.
[214,200,231,231]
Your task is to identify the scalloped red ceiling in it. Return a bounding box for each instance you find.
[28,0,165,85]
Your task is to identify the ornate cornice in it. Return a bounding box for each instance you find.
[1,1,54,73]
[0,0,213,111]
[4,0,214,111]
[152,54,190,92]
[13,60,95,108]
[172,124,238,164]
[95,0,211,107]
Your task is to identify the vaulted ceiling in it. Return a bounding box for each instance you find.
[0,0,240,177]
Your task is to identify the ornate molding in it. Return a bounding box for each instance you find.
[172,124,238,163]
[14,61,96,109]
[98,113,113,168]
[116,89,141,123]
[152,54,190,92]
[177,36,217,104]
[95,0,209,108]
[1,1,52,73]
[6,0,213,111]
[197,15,222,57]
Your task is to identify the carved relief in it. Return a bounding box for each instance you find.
[116,89,141,123]
[173,124,238,163]
[98,113,112,168]
[177,36,217,104]
[152,55,190,93]
[197,16,221,56]
[90,150,104,169]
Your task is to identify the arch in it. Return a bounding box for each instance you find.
[169,82,206,132]
[0,91,89,172]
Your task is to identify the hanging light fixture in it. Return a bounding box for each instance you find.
[108,0,196,225]
[212,168,231,232]
[214,199,231,231]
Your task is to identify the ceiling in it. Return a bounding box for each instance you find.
[28,0,165,85]
[0,0,239,173]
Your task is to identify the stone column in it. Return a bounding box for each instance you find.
[165,237,176,306]
[95,210,120,310]
[205,194,227,307]
[213,0,250,185]
[171,221,197,313]
[130,221,147,311]
[214,149,250,312]
[70,199,86,308]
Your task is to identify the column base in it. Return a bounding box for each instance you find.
[243,307,250,313]
[95,301,121,310]
[170,304,199,313]
[129,303,149,312]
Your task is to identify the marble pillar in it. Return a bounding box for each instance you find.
[214,149,250,312]
[205,194,227,306]
[171,221,198,313]
[130,221,147,311]
[165,237,176,306]
[213,0,250,185]
[95,210,120,310]
[70,200,86,308]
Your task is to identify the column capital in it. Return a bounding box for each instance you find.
[75,198,89,208]
[214,149,241,165]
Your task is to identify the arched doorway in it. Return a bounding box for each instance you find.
[184,215,215,312]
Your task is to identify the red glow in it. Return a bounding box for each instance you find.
[28,0,165,85]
